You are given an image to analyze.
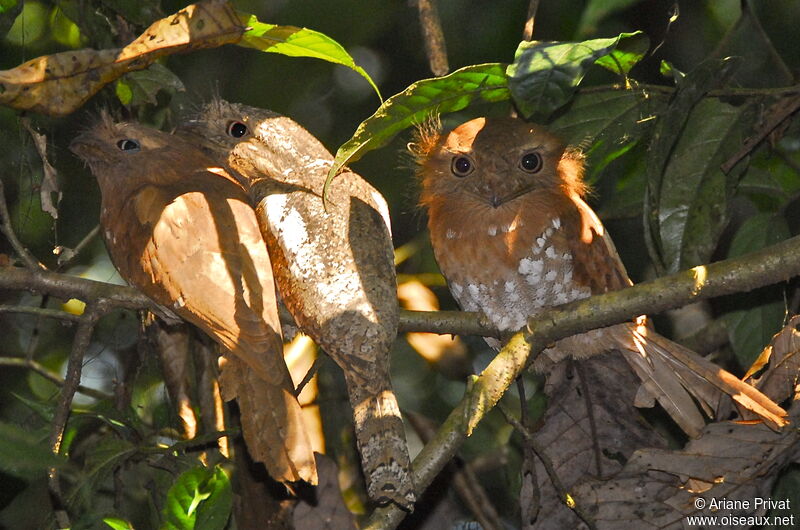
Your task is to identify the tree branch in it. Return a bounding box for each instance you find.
[364,234,800,529]
[413,0,449,76]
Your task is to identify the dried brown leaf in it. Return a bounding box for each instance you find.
[745,314,800,403]
[571,403,800,528]
[293,453,357,530]
[0,0,243,116]
[526,352,668,529]
[21,119,61,219]
[147,319,198,440]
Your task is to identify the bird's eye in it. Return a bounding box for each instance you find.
[116,139,140,152]
[520,152,543,173]
[451,156,474,177]
[227,121,248,138]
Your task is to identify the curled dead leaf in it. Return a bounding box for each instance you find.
[0,0,243,116]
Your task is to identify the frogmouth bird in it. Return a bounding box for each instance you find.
[179,100,415,509]
[70,116,316,485]
[413,116,787,437]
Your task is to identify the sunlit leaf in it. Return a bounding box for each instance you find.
[49,5,85,49]
[507,31,648,119]
[237,12,380,100]
[0,0,244,115]
[104,518,135,530]
[0,421,67,478]
[161,465,232,530]
[5,1,48,46]
[326,63,509,194]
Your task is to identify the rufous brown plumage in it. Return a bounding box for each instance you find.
[70,116,316,484]
[415,116,787,437]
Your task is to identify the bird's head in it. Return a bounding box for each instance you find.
[413,117,586,213]
[71,115,225,189]
[179,98,330,186]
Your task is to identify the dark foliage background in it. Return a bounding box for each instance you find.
[1,0,800,528]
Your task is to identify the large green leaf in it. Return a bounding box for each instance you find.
[237,12,380,100]
[549,88,667,178]
[161,465,232,530]
[325,63,509,195]
[0,421,67,478]
[655,98,755,272]
[643,57,740,272]
[507,32,648,119]
[722,213,789,366]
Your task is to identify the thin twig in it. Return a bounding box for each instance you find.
[0,356,111,400]
[522,0,542,41]
[405,410,504,530]
[574,362,603,478]
[0,304,82,323]
[0,178,44,269]
[47,303,105,525]
[516,378,541,524]
[720,92,800,173]
[499,404,598,530]
[414,0,449,76]
[294,355,322,398]
[56,224,101,270]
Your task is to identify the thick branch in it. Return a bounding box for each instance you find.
[0,266,152,309]
[366,234,800,529]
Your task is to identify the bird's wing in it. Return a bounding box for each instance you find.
[136,183,281,381]
[565,195,788,434]
[566,195,631,294]
[137,180,317,483]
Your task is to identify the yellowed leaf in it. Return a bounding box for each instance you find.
[398,280,470,376]
[0,0,244,116]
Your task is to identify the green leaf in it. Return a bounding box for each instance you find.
[0,421,67,478]
[0,0,18,14]
[507,32,648,119]
[236,12,380,100]
[654,98,755,272]
[722,213,789,366]
[116,80,133,105]
[5,0,48,46]
[325,63,509,196]
[161,465,232,530]
[116,63,185,106]
[643,57,740,272]
[549,88,667,179]
[104,517,135,530]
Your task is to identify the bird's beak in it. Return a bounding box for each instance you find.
[69,134,102,161]
[489,183,538,208]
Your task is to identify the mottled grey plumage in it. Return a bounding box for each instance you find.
[179,100,415,509]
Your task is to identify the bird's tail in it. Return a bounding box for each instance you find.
[219,355,318,484]
[612,320,788,437]
[346,377,416,510]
